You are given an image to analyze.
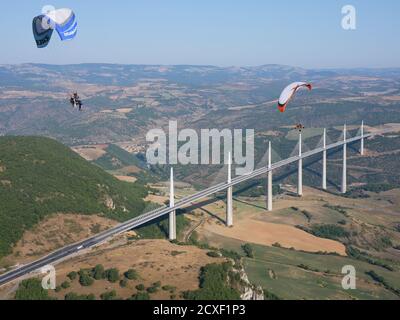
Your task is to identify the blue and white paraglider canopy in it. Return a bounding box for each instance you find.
[46,8,78,41]
[32,7,77,48]
[32,15,54,48]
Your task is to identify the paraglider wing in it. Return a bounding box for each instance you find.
[32,15,54,48]
[278,82,312,113]
[46,8,77,41]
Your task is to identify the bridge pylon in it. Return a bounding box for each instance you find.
[298,133,303,196]
[267,141,273,211]
[361,120,365,156]
[226,152,233,227]
[322,128,327,190]
[342,125,347,194]
[169,167,176,240]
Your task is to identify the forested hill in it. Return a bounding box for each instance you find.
[0,136,149,257]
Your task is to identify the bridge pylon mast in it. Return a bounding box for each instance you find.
[298,133,303,196]
[342,124,347,194]
[226,152,233,227]
[322,128,327,190]
[267,141,273,211]
[169,167,176,240]
[361,120,365,156]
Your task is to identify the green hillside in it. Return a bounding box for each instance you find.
[94,144,144,171]
[0,136,149,258]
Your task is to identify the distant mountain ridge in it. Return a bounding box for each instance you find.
[0,62,399,145]
[1,63,399,88]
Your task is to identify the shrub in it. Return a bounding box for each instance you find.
[64,293,79,300]
[365,271,400,296]
[136,284,145,291]
[105,268,120,283]
[92,264,105,280]
[129,292,150,300]
[379,236,393,248]
[298,264,320,272]
[183,263,241,300]
[241,244,254,258]
[67,271,77,281]
[78,270,94,287]
[15,279,51,300]
[323,204,348,216]
[147,287,158,294]
[100,290,117,300]
[61,281,70,289]
[124,269,138,280]
[65,293,96,300]
[171,251,185,257]
[120,279,128,288]
[220,249,241,261]
[366,270,385,283]
[361,183,395,193]
[207,251,220,258]
[301,210,313,222]
[347,246,394,271]
[309,224,350,240]
[162,285,176,292]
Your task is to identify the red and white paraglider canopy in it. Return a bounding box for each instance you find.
[278,82,312,113]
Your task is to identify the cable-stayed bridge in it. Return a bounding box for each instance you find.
[0,122,387,287]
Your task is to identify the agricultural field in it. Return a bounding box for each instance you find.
[203,233,400,300]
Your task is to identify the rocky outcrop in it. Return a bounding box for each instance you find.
[229,260,264,300]
[239,266,264,300]
[103,194,116,210]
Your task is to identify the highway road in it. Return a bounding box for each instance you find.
[0,132,375,287]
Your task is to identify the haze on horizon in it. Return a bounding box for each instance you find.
[1,0,400,69]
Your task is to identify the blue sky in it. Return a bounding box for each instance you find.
[2,0,400,68]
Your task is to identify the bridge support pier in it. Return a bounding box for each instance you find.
[322,129,327,190]
[169,167,176,241]
[342,125,347,194]
[298,133,303,196]
[361,120,365,156]
[267,141,273,211]
[226,152,233,227]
